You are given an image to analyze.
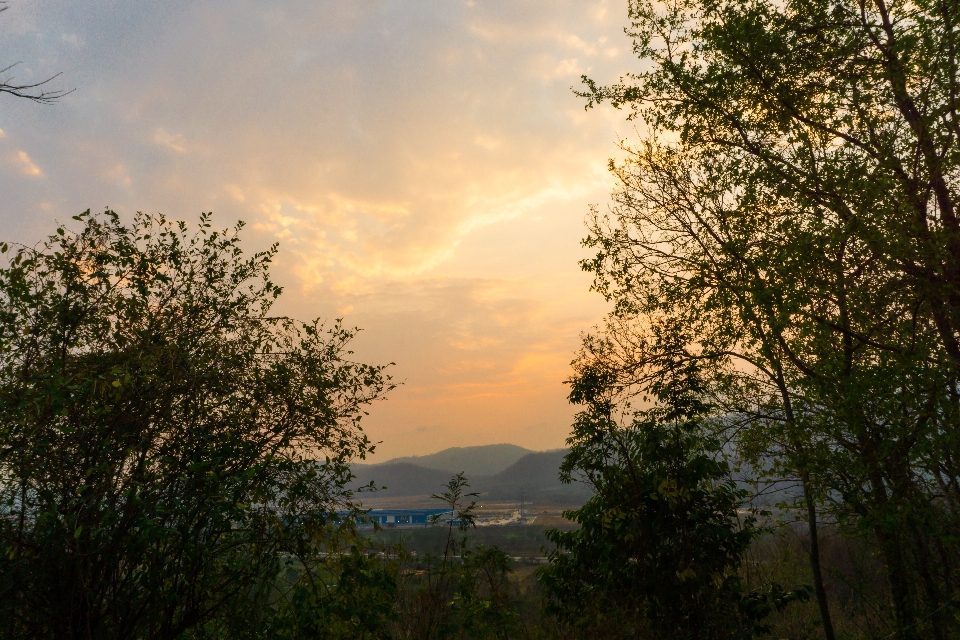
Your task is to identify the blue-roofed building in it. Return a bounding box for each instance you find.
[359,508,452,527]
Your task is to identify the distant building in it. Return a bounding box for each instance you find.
[359,508,452,527]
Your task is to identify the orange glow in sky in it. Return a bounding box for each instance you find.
[0,0,636,458]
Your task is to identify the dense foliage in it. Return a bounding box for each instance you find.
[0,210,391,638]
[566,0,960,637]
[540,366,805,639]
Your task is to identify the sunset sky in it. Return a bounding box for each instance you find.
[0,0,636,459]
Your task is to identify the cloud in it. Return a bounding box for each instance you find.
[314,270,606,455]
[536,57,583,82]
[0,0,634,456]
[152,128,187,153]
[224,184,245,202]
[16,151,41,176]
[104,163,132,186]
[61,33,85,48]
[472,134,502,150]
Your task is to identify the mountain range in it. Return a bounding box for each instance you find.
[362,443,533,478]
[351,445,591,504]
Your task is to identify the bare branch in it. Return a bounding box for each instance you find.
[0,64,72,104]
[0,4,73,104]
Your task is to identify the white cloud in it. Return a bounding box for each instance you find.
[61,33,85,48]
[0,0,635,456]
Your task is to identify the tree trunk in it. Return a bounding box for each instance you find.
[801,473,836,640]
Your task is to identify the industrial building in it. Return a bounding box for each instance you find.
[360,508,452,527]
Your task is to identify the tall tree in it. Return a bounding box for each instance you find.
[572,0,960,637]
[541,363,804,639]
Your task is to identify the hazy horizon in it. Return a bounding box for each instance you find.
[357,442,572,464]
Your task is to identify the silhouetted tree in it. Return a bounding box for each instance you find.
[0,210,391,638]
[540,364,805,639]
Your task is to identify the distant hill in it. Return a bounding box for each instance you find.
[351,447,592,505]
[479,450,591,502]
[368,444,533,478]
[352,463,453,497]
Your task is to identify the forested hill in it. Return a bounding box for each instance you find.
[351,447,591,504]
[479,449,582,500]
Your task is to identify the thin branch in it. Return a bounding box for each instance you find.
[0,0,73,105]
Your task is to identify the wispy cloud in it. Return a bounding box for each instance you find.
[16,151,41,176]
[0,0,631,456]
[152,128,187,154]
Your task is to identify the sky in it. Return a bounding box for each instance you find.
[0,0,636,459]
